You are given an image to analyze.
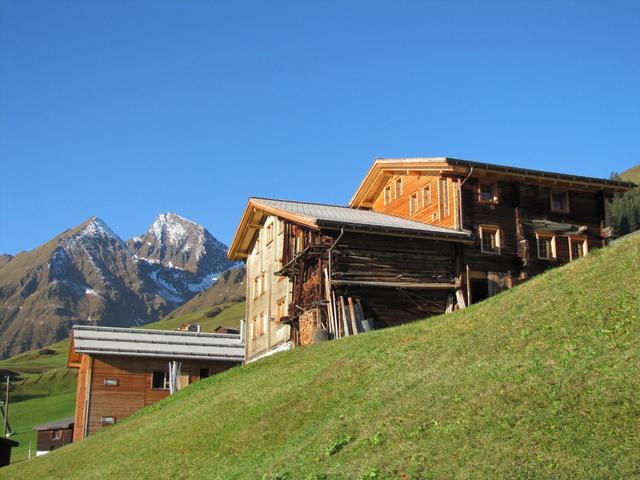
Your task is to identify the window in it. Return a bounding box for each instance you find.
[478,182,498,203]
[568,237,588,261]
[266,222,274,244]
[277,219,285,236]
[251,316,258,339]
[479,225,501,254]
[199,368,209,379]
[550,191,569,212]
[100,416,116,425]
[536,233,557,260]
[394,177,403,199]
[422,185,432,207]
[438,178,450,218]
[253,273,265,299]
[103,378,118,386]
[151,371,169,390]
[276,297,287,321]
[52,430,62,440]
[256,312,267,336]
[409,192,418,215]
[383,185,392,206]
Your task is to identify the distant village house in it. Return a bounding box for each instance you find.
[67,325,243,440]
[32,417,74,456]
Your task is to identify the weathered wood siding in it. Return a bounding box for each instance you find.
[245,215,292,361]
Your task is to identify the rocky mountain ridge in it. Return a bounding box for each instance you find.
[0,213,238,358]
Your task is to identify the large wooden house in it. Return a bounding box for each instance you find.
[349,158,633,301]
[228,158,634,360]
[67,325,243,440]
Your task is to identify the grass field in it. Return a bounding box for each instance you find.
[0,339,77,463]
[0,301,244,464]
[144,301,245,332]
[3,234,638,479]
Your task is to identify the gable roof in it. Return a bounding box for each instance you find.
[350,157,636,208]
[69,325,244,363]
[33,417,75,431]
[227,197,471,260]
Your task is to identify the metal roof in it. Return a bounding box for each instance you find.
[72,325,244,363]
[252,197,472,240]
[33,417,75,431]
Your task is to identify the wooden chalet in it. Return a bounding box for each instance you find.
[350,157,634,302]
[67,325,244,441]
[228,198,472,352]
[32,417,74,456]
[228,157,634,358]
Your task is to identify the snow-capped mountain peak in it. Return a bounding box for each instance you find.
[150,212,204,250]
[75,217,123,243]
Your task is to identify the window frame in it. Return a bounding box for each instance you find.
[253,272,265,299]
[479,225,502,255]
[103,378,118,387]
[438,178,451,219]
[151,371,170,390]
[536,233,557,260]
[409,192,418,215]
[383,185,392,206]
[275,297,287,321]
[477,182,499,204]
[100,416,116,426]
[258,311,266,336]
[550,190,570,213]
[251,315,258,339]
[52,430,63,440]
[421,185,432,207]
[394,177,403,199]
[568,236,588,261]
[265,222,274,245]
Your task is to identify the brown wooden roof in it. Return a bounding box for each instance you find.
[350,157,635,208]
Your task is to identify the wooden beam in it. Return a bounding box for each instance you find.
[331,280,456,289]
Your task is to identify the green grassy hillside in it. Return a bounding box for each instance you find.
[0,339,77,463]
[621,164,640,184]
[0,300,244,464]
[146,301,245,332]
[3,236,639,479]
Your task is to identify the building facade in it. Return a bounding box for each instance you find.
[33,417,74,456]
[236,214,291,361]
[228,157,634,355]
[68,325,244,440]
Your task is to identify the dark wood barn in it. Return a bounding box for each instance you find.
[33,417,74,456]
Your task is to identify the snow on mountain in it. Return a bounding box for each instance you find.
[0,213,237,358]
[127,212,237,296]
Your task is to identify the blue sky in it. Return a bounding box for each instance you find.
[1,1,638,254]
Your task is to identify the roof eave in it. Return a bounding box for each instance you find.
[73,349,244,363]
[316,220,473,243]
[227,198,319,260]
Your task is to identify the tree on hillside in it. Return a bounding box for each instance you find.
[609,173,640,237]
